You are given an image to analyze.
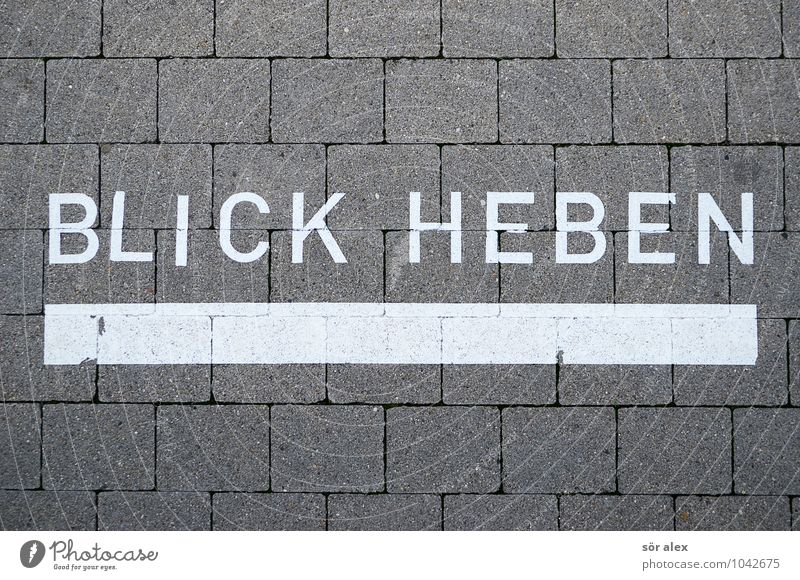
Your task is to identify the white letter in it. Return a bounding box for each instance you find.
[697,192,753,265]
[175,195,189,267]
[219,192,269,263]
[628,191,675,264]
[555,192,607,264]
[409,191,462,263]
[48,193,99,264]
[486,192,535,264]
[110,191,153,262]
[292,192,346,264]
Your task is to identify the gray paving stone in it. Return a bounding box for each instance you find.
[0,60,44,143]
[388,407,500,493]
[329,494,441,530]
[442,145,554,231]
[559,365,672,405]
[734,409,800,495]
[0,230,42,314]
[669,0,781,57]
[159,59,270,143]
[787,0,800,56]
[158,405,270,491]
[0,145,99,229]
[98,491,210,530]
[619,408,731,494]
[674,320,788,406]
[500,232,614,303]
[556,0,667,57]
[443,365,556,405]
[327,365,440,404]
[213,493,325,530]
[271,405,384,492]
[676,495,790,531]
[443,0,553,57]
[272,59,383,143]
[271,230,383,302]
[794,498,800,531]
[0,316,95,401]
[0,0,100,57]
[503,407,615,493]
[100,144,212,229]
[213,365,326,404]
[0,403,40,489]
[728,60,800,143]
[103,0,213,57]
[556,146,669,231]
[327,145,440,230]
[98,366,210,403]
[330,0,440,57]
[0,491,96,530]
[788,148,800,231]
[43,404,155,490]
[215,0,326,57]
[560,495,674,531]
[731,233,800,318]
[444,494,557,530]
[790,321,800,405]
[213,145,325,229]
[500,60,611,144]
[386,59,497,143]
[613,59,726,144]
[46,59,157,143]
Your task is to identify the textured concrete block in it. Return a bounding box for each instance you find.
[787,148,800,231]
[791,321,800,405]
[103,0,213,56]
[561,495,674,530]
[794,498,800,531]
[619,408,731,494]
[613,59,725,143]
[559,365,672,405]
[500,60,611,144]
[443,0,553,57]
[0,231,42,314]
[213,365,325,403]
[0,403,40,489]
[216,0,326,56]
[98,365,210,403]
[159,59,270,143]
[734,409,800,495]
[669,0,781,57]
[503,407,615,493]
[731,233,800,318]
[386,59,497,143]
[676,496,790,531]
[329,494,441,530]
[47,59,156,143]
[99,491,210,530]
[443,365,556,405]
[158,405,270,491]
[0,60,44,142]
[272,59,383,143]
[327,365,440,404]
[387,407,500,493]
[213,493,325,530]
[0,491,96,530]
[787,0,800,56]
[272,405,384,492]
[43,404,154,490]
[0,0,100,56]
[444,494,557,530]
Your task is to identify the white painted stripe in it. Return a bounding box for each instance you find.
[213,316,326,364]
[97,315,211,365]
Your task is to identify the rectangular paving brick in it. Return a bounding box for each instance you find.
[559,365,672,405]
[560,495,674,531]
[98,491,210,530]
[0,403,40,489]
[734,409,800,495]
[794,498,800,531]
[271,405,384,492]
[387,59,498,143]
[158,405,270,491]
[43,404,154,490]
[98,365,210,403]
[0,230,42,314]
[787,148,800,231]
[791,321,800,405]
[212,365,326,403]
[329,494,441,530]
[619,408,731,494]
[1,60,44,143]
[731,233,800,318]
[272,59,383,143]
[46,59,157,143]
[500,60,611,144]
[503,407,615,493]
[444,494,557,530]
[387,407,500,493]
[327,365,440,404]
[613,59,725,143]
[0,490,96,530]
[443,365,555,405]
[213,493,325,530]
[676,495,790,530]
[787,0,800,56]
[0,0,100,57]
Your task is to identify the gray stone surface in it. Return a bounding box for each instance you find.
[791,321,800,405]
[46,59,157,143]
[386,59,497,143]
[43,404,155,490]
[444,494,557,530]
[0,0,100,57]
[443,0,553,57]
[213,493,326,530]
[443,365,556,405]
[0,60,44,143]
[329,494,441,530]
[794,498,800,531]
[0,230,42,314]
[213,365,326,403]
[0,491,96,530]
[0,403,40,489]
[787,148,800,231]
[157,405,270,491]
[613,59,726,144]
[98,366,211,403]
[272,59,383,143]
[731,233,800,318]
[560,495,674,531]
[98,491,210,530]
[619,408,731,494]
[159,59,270,143]
[387,407,500,493]
[675,495,790,531]
[787,0,800,56]
[503,407,615,493]
[669,0,781,57]
[327,365,440,404]
[734,409,800,495]
[500,59,611,144]
[559,365,672,405]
